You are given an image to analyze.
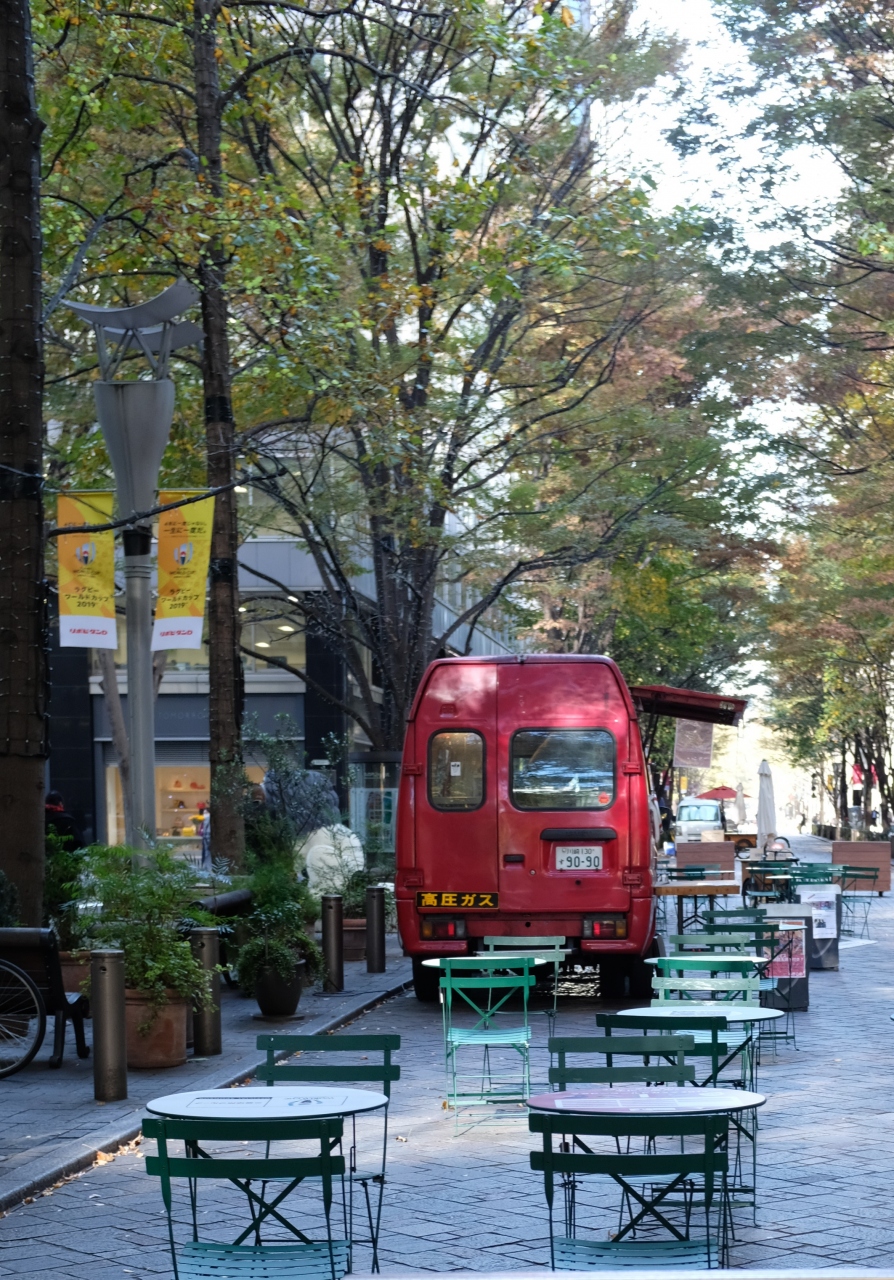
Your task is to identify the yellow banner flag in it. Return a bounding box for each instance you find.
[57,493,118,649]
[152,490,215,650]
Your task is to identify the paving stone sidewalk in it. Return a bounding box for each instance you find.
[4,836,894,1276]
[0,941,410,1212]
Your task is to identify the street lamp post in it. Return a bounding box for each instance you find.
[66,281,201,847]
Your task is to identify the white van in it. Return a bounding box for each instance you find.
[675,799,724,842]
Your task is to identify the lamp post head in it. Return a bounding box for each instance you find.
[65,279,201,525]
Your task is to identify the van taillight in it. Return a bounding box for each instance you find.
[420,917,467,940]
[582,914,627,939]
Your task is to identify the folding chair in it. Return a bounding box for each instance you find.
[529,1109,731,1269]
[143,1114,349,1280]
[549,1034,695,1088]
[256,1033,400,1272]
[438,954,537,1122]
[483,935,566,1031]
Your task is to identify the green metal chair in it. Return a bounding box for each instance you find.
[143,1114,349,1280]
[549,1034,695,1088]
[651,974,763,1004]
[595,1012,746,1088]
[529,1109,730,1269]
[668,934,751,952]
[594,1011,758,1220]
[483,935,566,1029]
[255,1034,400,1273]
[438,954,538,1120]
[839,865,878,938]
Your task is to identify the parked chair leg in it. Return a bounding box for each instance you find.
[49,1011,65,1068]
[71,1007,90,1059]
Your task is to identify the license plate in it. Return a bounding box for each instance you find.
[555,846,602,871]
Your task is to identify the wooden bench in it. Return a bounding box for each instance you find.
[0,928,89,1068]
[831,841,890,894]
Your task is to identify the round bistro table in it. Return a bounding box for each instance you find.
[146,1085,388,1121]
[528,1085,765,1116]
[610,1004,783,1026]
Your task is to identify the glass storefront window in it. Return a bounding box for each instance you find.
[428,731,485,812]
[510,728,615,810]
[349,761,399,856]
[241,620,306,673]
[104,762,265,850]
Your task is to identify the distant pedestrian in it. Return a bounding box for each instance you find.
[797,812,807,835]
[45,790,83,848]
[198,803,211,871]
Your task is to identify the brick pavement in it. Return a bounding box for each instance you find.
[4,838,894,1275]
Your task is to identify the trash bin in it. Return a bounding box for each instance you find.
[795,884,842,971]
[761,905,812,1011]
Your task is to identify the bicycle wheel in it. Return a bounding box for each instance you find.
[742,877,761,910]
[0,959,46,1077]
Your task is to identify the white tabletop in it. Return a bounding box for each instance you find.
[146,1086,388,1121]
[528,1085,765,1116]
[612,1004,784,1025]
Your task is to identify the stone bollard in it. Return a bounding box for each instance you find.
[321,894,344,993]
[190,927,222,1055]
[366,886,386,974]
[91,950,127,1101]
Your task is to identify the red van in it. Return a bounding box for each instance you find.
[395,655,745,1001]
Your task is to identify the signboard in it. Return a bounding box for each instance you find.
[57,492,117,649]
[416,892,498,909]
[673,719,714,768]
[797,885,840,940]
[765,923,807,979]
[152,491,215,649]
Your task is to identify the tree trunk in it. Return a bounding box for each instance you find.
[0,0,47,924]
[194,0,244,865]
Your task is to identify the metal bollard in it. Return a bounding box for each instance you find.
[366,886,386,973]
[321,894,344,993]
[190,927,222,1056]
[91,950,127,1101]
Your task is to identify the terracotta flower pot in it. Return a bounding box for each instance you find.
[343,918,367,963]
[58,950,90,996]
[254,960,306,1018]
[125,989,189,1069]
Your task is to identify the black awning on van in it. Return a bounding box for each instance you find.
[629,685,747,727]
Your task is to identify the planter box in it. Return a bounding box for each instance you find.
[343,918,367,963]
[125,989,188,1069]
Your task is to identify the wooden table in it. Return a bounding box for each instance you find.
[655,879,741,933]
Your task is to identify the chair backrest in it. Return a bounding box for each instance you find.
[255,1033,400,1097]
[675,841,735,872]
[143,1114,345,1217]
[651,975,762,1003]
[529,1109,729,1213]
[703,908,766,923]
[832,841,890,892]
[667,865,720,881]
[440,955,538,1029]
[668,934,750,951]
[596,1011,730,1083]
[483,935,565,951]
[0,927,65,1013]
[548,1034,695,1088]
[654,955,759,975]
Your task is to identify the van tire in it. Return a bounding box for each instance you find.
[412,957,440,1003]
[599,958,627,1001]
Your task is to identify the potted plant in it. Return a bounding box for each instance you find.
[235,904,315,1017]
[81,845,214,1068]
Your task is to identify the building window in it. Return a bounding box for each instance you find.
[428,731,485,811]
[510,728,615,810]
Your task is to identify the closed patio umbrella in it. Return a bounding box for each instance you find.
[735,782,747,826]
[757,760,776,849]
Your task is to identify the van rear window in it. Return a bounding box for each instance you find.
[510,729,615,810]
[428,731,485,811]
